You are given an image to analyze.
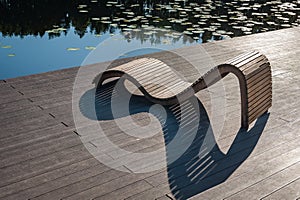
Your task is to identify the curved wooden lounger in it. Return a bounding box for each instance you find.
[96,51,272,129]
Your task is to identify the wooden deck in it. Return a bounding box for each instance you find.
[0,27,299,200]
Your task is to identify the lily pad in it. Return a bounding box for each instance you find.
[85,46,96,50]
[144,32,154,35]
[212,32,221,37]
[78,5,87,9]
[132,29,141,32]
[123,28,133,31]
[67,47,80,51]
[79,10,88,13]
[192,30,204,34]
[101,21,111,24]
[101,17,110,20]
[183,31,193,35]
[8,53,16,57]
[1,45,12,49]
[92,18,100,21]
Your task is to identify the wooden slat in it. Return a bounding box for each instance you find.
[238,54,266,70]
[247,76,271,95]
[138,69,177,86]
[227,51,258,65]
[244,60,269,77]
[113,58,150,71]
[246,63,270,82]
[248,91,272,112]
[247,70,271,88]
[234,52,261,67]
[248,85,272,103]
[126,59,162,74]
[248,100,272,123]
[130,61,164,77]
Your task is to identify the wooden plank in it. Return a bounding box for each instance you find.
[0,98,36,114]
[62,173,158,200]
[93,180,153,200]
[261,177,300,200]
[0,131,81,168]
[0,124,70,152]
[0,106,41,121]
[5,67,78,84]
[0,114,59,139]
[2,164,118,200]
[125,185,172,200]
[0,145,92,187]
[0,158,100,198]
[224,162,300,200]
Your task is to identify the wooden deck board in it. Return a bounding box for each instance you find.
[0,27,299,199]
[224,162,300,200]
[262,177,300,200]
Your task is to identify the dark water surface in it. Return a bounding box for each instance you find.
[0,0,299,79]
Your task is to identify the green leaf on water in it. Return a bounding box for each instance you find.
[67,47,80,51]
[101,21,111,24]
[8,53,16,57]
[85,46,96,50]
[2,45,12,49]
[78,4,87,9]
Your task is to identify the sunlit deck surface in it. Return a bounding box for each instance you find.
[1,27,299,200]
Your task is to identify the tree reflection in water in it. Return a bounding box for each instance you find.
[1,0,299,42]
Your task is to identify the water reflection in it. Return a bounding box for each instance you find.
[1,0,299,41]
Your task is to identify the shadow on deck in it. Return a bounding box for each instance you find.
[79,78,269,199]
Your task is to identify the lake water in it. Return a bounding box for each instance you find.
[0,0,299,79]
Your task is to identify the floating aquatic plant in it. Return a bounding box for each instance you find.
[85,46,96,50]
[2,45,12,49]
[67,47,80,51]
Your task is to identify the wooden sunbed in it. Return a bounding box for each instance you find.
[96,51,272,129]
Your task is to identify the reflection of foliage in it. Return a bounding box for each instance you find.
[0,0,71,38]
[122,28,195,45]
[0,0,111,38]
[0,0,299,42]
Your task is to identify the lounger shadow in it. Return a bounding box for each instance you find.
[78,79,270,199]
